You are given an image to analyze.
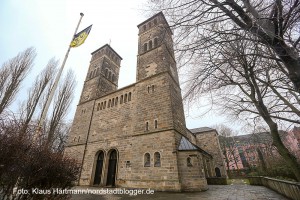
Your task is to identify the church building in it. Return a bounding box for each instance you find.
[65,12,226,191]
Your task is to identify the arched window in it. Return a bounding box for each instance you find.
[145,122,149,131]
[187,157,192,167]
[149,40,153,49]
[154,19,157,25]
[149,22,152,28]
[97,103,100,111]
[124,94,127,103]
[100,102,103,110]
[115,97,118,106]
[112,74,115,82]
[120,95,123,104]
[96,68,100,75]
[104,101,106,109]
[128,92,131,101]
[89,71,93,79]
[143,25,146,31]
[154,120,158,129]
[144,43,147,52]
[154,38,158,47]
[144,153,150,167]
[105,69,108,77]
[108,71,111,80]
[152,85,155,92]
[154,152,161,167]
[147,86,150,93]
[111,98,114,107]
[108,99,111,108]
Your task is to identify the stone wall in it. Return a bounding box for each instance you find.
[177,151,208,191]
[195,131,227,177]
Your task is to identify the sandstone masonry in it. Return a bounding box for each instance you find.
[65,12,227,192]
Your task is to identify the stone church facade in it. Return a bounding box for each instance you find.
[65,12,226,191]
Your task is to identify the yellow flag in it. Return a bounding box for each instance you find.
[70,25,92,48]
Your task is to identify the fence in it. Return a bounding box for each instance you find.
[248,176,300,200]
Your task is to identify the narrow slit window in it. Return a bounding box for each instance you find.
[146,122,149,131]
[152,85,155,92]
[144,43,148,52]
[124,94,127,103]
[115,97,118,106]
[149,40,153,49]
[108,99,111,108]
[154,152,161,167]
[112,98,114,107]
[128,92,131,101]
[154,120,158,129]
[120,95,123,104]
[154,38,158,47]
[104,101,106,109]
[144,153,150,167]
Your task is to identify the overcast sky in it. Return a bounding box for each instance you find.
[0,0,240,132]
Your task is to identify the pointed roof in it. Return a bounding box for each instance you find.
[177,136,212,158]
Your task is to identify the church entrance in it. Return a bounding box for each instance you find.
[93,151,104,185]
[215,167,221,177]
[106,150,117,186]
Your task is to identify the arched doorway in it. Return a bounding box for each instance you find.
[93,151,104,185]
[106,150,117,186]
[215,167,221,177]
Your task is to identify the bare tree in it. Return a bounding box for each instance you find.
[46,70,76,148]
[0,47,36,115]
[181,32,300,180]
[19,58,58,133]
[147,0,300,91]
[216,124,241,176]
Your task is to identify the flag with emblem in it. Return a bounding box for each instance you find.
[70,25,92,47]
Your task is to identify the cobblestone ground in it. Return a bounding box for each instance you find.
[71,184,289,200]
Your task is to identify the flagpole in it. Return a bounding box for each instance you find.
[37,13,84,132]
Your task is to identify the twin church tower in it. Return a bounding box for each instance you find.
[65,12,226,191]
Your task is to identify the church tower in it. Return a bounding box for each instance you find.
[79,44,122,103]
[135,12,186,136]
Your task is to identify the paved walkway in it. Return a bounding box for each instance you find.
[71,184,289,200]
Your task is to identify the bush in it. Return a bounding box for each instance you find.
[0,119,80,200]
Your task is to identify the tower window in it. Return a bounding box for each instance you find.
[97,103,100,111]
[89,71,93,79]
[152,85,155,92]
[144,43,148,52]
[149,40,153,49]
[154,38,158,47]
[144,153,150,167]
[145,121,149,131]
[154,19,157,25]
[149,22,152,28]
[96,68,100,75]
[187,157,192,167]
[104,101,106,109]
[154,120,158,129]
[112,98,115,107]
[105,69,108,77]
[115,97,118,106]
[108,99,111,108]
[108,71,111,80]
[112,74,115,82]
[147,86,150,93]
[120,95,123,104]
[100,102,103,110]
[143,25,146,31]
[154,152,161,167]
[124,94,127,103]
[128,92,131,101]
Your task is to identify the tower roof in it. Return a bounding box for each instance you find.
[91,44,123,60]
[137,12,172,35]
